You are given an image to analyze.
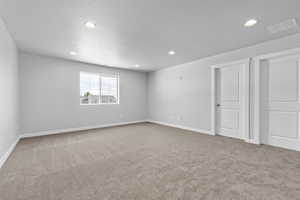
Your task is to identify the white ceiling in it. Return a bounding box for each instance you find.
[0,0,300,71]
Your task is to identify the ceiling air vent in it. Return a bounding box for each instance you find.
[267,18,299,34]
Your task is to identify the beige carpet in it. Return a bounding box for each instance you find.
[1,122,300,200]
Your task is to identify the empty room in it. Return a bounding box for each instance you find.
[1,0,300,199]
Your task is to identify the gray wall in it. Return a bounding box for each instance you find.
[20,52,148,134]
[0,18,19,160]
[148,33,300,132]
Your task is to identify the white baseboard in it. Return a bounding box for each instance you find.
[2,120,210,169]
[245,138,260,145]
[147,119,213,135]
[0,120,146,169]
[21,120,147,139]
[0,136,20,169]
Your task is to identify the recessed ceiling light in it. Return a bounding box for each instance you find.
[244,19,257,27]
[134,64,140,68]
[168,50,176,55]
[70,51,77,55]
[85,21,96,29]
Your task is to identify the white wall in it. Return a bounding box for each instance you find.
[19,52,148,134]
[0,18,19,161]
[148,33,300,132]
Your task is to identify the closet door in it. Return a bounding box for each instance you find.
[261,54,300,151]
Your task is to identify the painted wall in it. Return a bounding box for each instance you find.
[19,52,148,134]
[0,18,19,160]
[148,33,300,133]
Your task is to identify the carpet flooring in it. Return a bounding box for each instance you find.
[1,122,300,200]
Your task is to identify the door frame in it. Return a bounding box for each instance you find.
[211,58,251,141]
[252,48,300,145]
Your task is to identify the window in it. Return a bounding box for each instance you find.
[80,72,119,105]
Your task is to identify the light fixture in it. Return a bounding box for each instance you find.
[168,50,176,55]
[134,64,140,68]
[70,51,77,55]
[85,21,96,29]
[244,19,257,27]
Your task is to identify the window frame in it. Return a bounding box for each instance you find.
[79,71,120,106]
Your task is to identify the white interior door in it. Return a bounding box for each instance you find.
[215,60,249,140]
[261,54,300,151]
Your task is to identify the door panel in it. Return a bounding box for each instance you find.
[268,57,298,101]
[269,111,298,139]
[220,68,239,101]
[220,109,239,130]
[261,54,300,151]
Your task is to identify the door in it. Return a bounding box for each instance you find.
[261,54,300,151]
[214,60,250,140]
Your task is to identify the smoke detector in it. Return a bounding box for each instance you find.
[267,18,299,34]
